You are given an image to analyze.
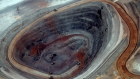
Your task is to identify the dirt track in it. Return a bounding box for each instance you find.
[102,0,138,79]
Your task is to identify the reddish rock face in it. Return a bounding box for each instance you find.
[26,34,88,75]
